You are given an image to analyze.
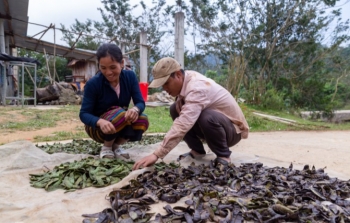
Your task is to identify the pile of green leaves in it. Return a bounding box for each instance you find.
[36,139,101,155]
[29,157,134,192]
[37,139,101,155]
[36,134,164,155]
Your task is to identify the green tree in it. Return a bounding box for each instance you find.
[323,45,350,108]
[61,19,101,50]
[60,0,171,82]
[188,0,349,111]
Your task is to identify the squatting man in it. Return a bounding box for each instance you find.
[132,57,249,170]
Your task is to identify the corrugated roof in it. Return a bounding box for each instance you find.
[15,35,96,62]
[0,0,29,46]
[0,0,96,62]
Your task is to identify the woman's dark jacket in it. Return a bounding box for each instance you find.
[79,70,145,128]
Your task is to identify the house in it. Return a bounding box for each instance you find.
[66,55,132,94]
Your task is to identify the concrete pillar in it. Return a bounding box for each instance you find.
[120,43,125,54]
[120,43,128,70]
[12,48,18,98]
[0,19,5,54]
[12,47,17,56]
[174,12,185,68]
[139,31,147,83]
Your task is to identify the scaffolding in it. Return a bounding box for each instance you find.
[1,61,37,107]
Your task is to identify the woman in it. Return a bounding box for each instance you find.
[79,43,149,158]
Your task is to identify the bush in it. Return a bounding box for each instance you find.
[205,70,227,87]
[260,89,285,110]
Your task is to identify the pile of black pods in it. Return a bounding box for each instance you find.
[83,161,350,223]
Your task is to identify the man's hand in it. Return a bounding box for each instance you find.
[132,154,158,170]
[96,119,116,134]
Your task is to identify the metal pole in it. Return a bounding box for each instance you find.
[21,62,24,107]
[34,64,37,106]
[1,63,6,105]
[0,19,6,105]
[5,36,9,54]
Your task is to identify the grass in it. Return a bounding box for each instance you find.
[32,106,173,142]
[1,103,350,143]
[244,105,350,132]
[144,106,173,133]
[0,105,174,142]
[34,130,89,142]
[343,104,350,110]
[0,105,79,131]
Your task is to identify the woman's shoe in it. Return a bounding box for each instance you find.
[100,149,115,159]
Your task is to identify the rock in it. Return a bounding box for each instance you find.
[148,91,175,103]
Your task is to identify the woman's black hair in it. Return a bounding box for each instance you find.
[96,43,123,63]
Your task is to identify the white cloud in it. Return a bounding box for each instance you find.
[27,0,350,50]
[28,0,105,45]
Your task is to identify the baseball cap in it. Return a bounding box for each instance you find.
[149,57,181,88]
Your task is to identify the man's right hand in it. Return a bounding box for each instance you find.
[96,119,116,134]
[132,154,158,170]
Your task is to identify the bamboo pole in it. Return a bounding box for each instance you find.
[43,48,53,84]
[53,24,58,82]
[25,67,35,84]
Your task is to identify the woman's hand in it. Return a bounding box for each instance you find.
[125,107,139,123]
[97,119,116,134]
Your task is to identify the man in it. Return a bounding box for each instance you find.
[132,57,249,170]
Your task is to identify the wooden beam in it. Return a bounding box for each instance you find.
[43,48,53,84]
[53,24,57,82]
[63,31,83,56]
[25,67,35,85]
[3,0,15,46]
[4,31,13,36]
[33,24,54,51]
[24,37,95,56]
[31,29,49,39]
[0,13,11,20]
[108,35,150,47]
[123,49,140,55]
[70,32,83,49]
[85,36,152,62]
